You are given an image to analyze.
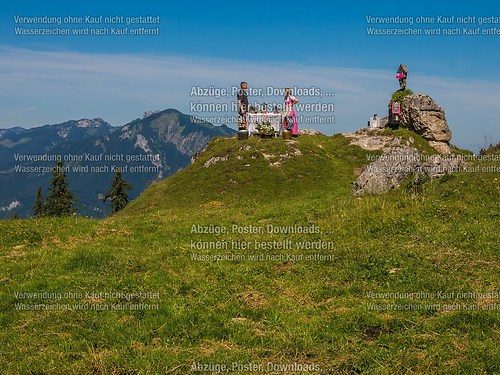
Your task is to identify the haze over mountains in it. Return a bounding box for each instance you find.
[0,109,234,218]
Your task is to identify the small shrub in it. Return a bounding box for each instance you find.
[390,89,414,105]
[479,141,500,156]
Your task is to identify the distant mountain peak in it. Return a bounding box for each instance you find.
[76,118,110,128]
[143,110,161,119]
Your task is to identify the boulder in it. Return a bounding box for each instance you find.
[351,146,466,196]
[351,147,421,196]
[400,94,452,153]
[428,141,452,155]
[421,154,465,178]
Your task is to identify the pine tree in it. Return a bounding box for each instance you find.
[103,168,132,213]
[44,160,76,217]
[33,187,45,217]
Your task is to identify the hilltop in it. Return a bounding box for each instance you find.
[0,130,499,373]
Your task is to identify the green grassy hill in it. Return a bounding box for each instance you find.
[1,132,499,374]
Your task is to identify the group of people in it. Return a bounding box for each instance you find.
[234,64,406,137]
[237,82,299,136]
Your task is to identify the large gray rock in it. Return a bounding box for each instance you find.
[351,146,465,196]
[351,147,421,196]
[421,154,465,178]
[401,94,452,153]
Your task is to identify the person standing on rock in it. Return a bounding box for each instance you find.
[396,64,408,90]
[237,81,249,130]
[283,88,299,136]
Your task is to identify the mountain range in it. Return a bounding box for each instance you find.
[0,109,235,218]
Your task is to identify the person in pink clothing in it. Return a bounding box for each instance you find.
[283,88,299,136]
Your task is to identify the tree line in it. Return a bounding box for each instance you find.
[33,159,132,217]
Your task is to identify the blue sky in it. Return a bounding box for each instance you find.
[1,0,499,151]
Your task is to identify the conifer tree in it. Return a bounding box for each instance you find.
[103,168,132,213]
[44,160,76,217]
[33,187,45,217]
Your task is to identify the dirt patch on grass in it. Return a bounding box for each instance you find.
[238,289,268,309]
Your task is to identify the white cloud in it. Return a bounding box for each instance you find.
[0,46,498,151]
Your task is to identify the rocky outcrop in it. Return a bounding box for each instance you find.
[352,147,421,196]
[344,127,409,151]
[345,128,466,196]
[401,94,452,154]
[203,155,229,168]
[428,141,452,155]
[351,146,466,196]
[300,128,324,136]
